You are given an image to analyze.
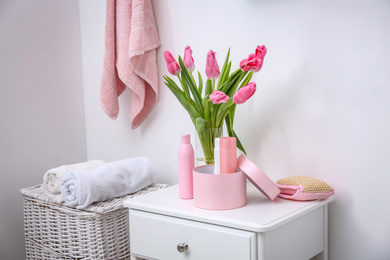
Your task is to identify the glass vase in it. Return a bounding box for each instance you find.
[195,127,223,166]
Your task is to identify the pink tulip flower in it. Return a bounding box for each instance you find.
[240,45,267,72]
[233,82,257,104]
[183,46,195,73]
[209,90,229,104]
[255,45,267,60]
[164,50,180,76]
[205,50,220,80]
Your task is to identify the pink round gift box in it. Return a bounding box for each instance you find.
[193,165,247,210]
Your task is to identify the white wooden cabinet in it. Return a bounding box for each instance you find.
[124,184,334,260]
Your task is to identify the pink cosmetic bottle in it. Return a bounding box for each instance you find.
[178,134,194,199]
[220,137,237,174]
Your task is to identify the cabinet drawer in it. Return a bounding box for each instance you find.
[129,210,256,260]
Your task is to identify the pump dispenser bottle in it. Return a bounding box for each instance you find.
[178,134,194,199]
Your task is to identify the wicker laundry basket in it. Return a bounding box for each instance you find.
[20,183,169,260]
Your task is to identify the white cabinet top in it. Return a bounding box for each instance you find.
[124,184,334,232]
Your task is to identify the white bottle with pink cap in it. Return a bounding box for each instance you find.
[178,134,194,199]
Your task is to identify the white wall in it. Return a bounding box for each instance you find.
[80,0,390,259]
[0,1,87,259]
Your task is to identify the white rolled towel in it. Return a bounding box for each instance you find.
[43,160,106,194]
[60,157,156,209]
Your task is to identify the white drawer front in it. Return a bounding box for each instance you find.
[129,210,256,260]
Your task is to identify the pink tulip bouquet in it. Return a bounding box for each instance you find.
[163,45,267,164]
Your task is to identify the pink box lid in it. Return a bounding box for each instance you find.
[237,155,280,200]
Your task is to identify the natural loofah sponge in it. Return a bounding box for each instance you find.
[276,176,334,201]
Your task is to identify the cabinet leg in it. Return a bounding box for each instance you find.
[323,204,329,260]
[257,233,266,260]
[309,204,329,260]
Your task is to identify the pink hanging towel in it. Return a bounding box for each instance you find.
[101,0,161,129]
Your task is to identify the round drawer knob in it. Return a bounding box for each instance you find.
[177,242,188,253]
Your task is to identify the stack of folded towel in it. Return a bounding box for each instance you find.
[41,157,156,209]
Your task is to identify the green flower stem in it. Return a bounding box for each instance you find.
[205,79,213,96]
[197,127,223,164]
[210,103,220,129]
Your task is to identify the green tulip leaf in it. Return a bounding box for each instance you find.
[219,68,242,94]
[195,117,209,133]
[233,130,246,155]
[239,71,253,90]
[198,71,203,96]
[218,62,232,90]
[164,76,201,125]
[217,48,231,90]
[226,71,248,97]
[179,73,191,98]
[178,56,204,115]
[224,113,246,154]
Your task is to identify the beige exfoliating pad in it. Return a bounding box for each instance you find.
[276,176,334,200]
